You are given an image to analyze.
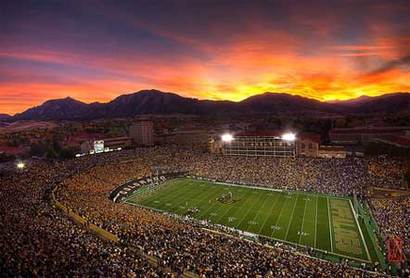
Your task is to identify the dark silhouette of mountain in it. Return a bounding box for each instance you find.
[11,90,410,120]
[238,93,337,113]
[105,90,208,116]
[0,114,11,121]
[327,95,372,106]
[348,93,410,113]
[13,97,91,120]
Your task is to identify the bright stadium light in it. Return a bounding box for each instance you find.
[281,132,296,141]
[221,133,234,143]
[16,162,25,169]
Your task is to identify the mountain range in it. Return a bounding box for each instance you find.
[6,90,410,121]
[0,114,11,120]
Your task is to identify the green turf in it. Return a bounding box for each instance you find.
[125,178,375,263]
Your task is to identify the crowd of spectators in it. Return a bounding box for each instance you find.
[370,198,410,255]
[0,160,165,276]
[1,146,407,276]
[367,156,406,189]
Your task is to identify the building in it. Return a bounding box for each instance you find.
[296,133,321,158]
[215,130,348,159]
[160,129,209,149]
[80,136,132,153]
[221,131,296,157]
[129,121,154,146]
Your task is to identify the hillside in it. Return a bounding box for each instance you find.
[11,90,410,120]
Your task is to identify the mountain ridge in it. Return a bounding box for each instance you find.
[9,90,410,121]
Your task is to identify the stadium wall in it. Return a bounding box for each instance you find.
[109,171,187,202]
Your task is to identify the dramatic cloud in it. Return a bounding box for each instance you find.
[0,0,409,114]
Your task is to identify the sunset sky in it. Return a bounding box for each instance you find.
[1,0,409,115]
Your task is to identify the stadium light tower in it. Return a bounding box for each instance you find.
[16,162,25,169]
[281,132,296,142]
[221,133,234,143]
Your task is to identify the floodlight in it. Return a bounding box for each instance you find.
[16,162,25,169]
[281,132,296,141]
[221,133,234,142]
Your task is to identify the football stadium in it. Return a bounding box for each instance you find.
[124,178,374,263]
[2,0,410,276]
[2,146,409,277]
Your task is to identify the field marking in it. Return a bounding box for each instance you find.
[141,181,194,208]
[270,196,287,238]
[211,190,251,223]
[184,183,226,217]
[284,194,299,241]
[314,194,318,248]
[126,178,374,263]
[349,199,371,262]
[327,197,334,253]
[258,194,281,235]
[153,185,195,212]
[195,187,230,219]
[198,188,229,219]
[298,197,308,244]
[246,192,273,231]
[173,180,222,214]
[235,191,266,229]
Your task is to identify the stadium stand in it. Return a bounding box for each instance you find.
[1,147,408,276]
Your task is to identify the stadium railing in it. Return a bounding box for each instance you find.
[353,196,388,271]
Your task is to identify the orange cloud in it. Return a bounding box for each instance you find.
[1,34,409,114]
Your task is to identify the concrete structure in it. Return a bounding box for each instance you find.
[129,121,154,146]
[215,131,345,159]
[318,146,347,158]
[296,133,320,158]
[221,131,296,157]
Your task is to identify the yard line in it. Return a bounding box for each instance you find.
[284,194,299,241]
[298,196,308,244]
[258,193,280,234]
[327,197,334,253]
[270,196,288,238]
[211,187,254,224]
[243,191,273,231]
[161,181,205,212]
[192,187,227,218]
[235,191,266,229]
[179,182,221,211]
[348,199,371,262]
[147,180,196,204]
[314,194,318,248]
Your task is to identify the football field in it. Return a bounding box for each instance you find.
[124,178,377,263]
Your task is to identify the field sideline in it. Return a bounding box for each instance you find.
[124,178,379,263]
